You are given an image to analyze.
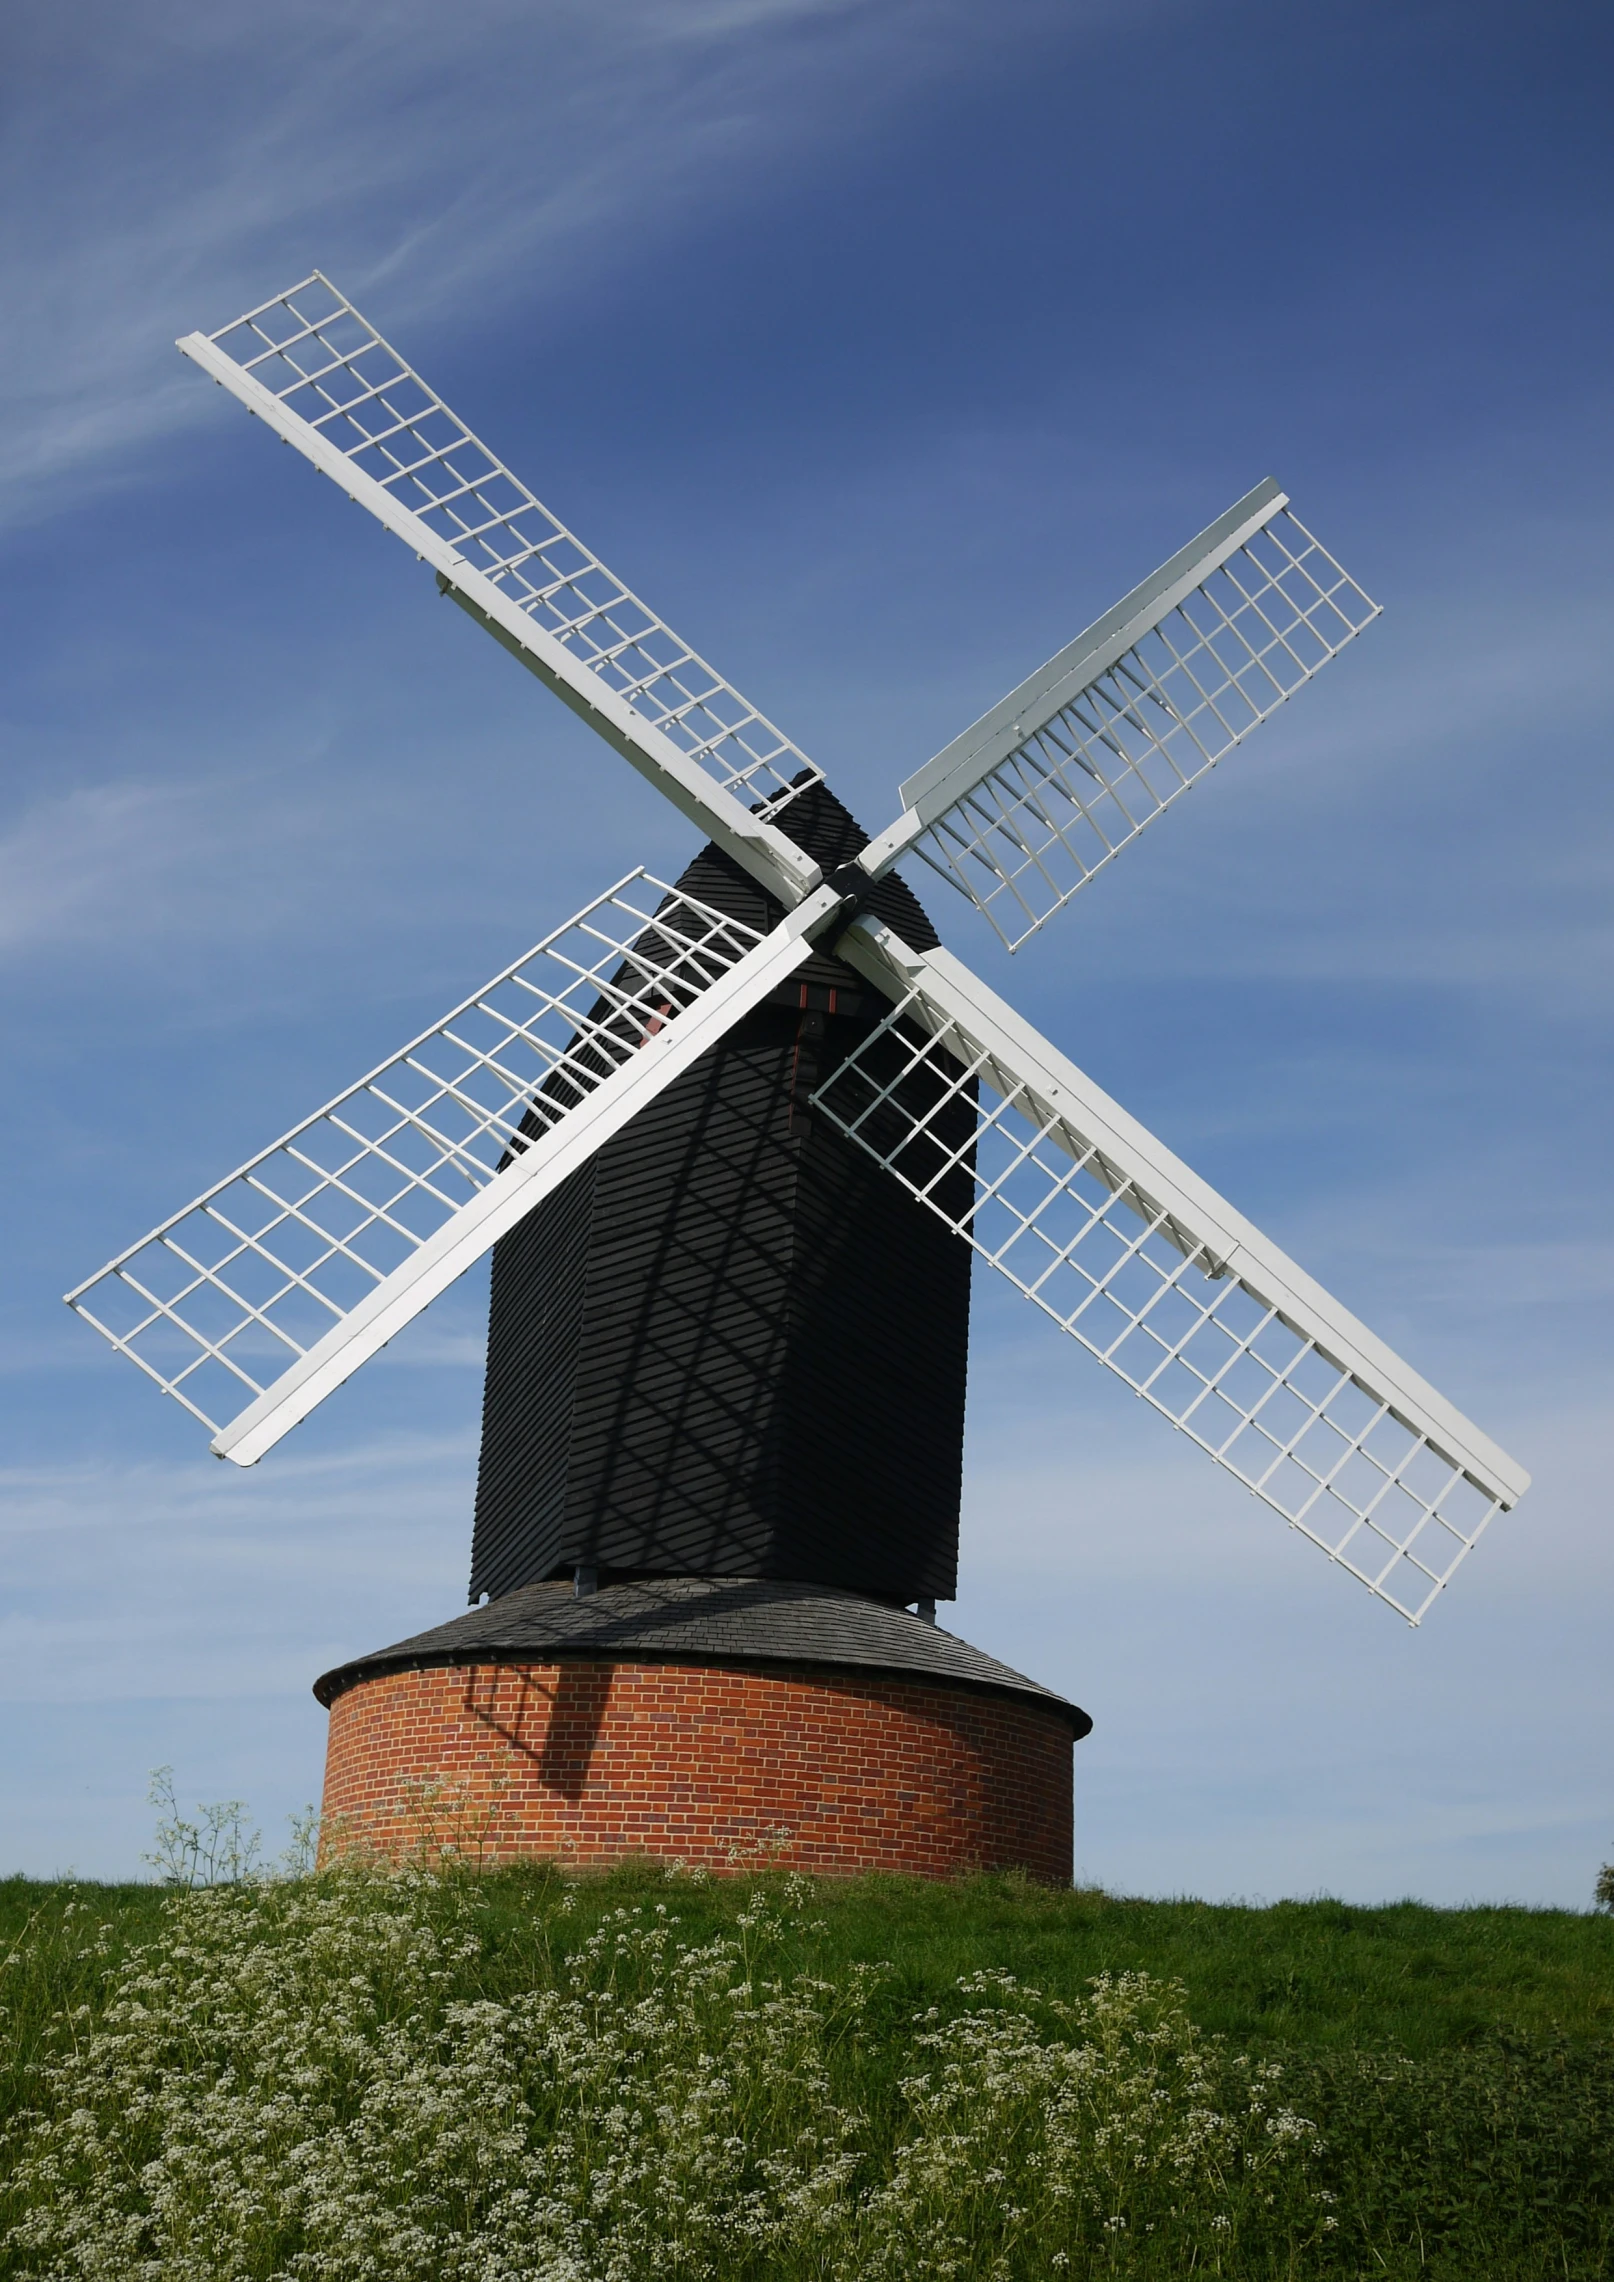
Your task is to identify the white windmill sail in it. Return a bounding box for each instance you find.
[64,269,1527,1621]
[860,481,1380,948]
[820,917,1528,1623]
[177,275,823,912]
[67,872,844,1467]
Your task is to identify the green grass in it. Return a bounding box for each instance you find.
[2,1865,1611,2279]
[495,1870,1609,2054]
[6,1864,1609,2081]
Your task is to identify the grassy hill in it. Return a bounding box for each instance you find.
[2,1864,1611,2278]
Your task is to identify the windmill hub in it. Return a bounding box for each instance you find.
[68,274,1528,1883]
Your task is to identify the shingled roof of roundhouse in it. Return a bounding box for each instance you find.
[314,1575,1090,1732]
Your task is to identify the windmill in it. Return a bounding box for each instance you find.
[66,275,1529,1878]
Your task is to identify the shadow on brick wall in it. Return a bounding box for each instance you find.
[462,1661,614,1802]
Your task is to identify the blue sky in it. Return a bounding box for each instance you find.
[3,0,1611,1900]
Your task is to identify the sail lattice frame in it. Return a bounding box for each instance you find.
[205,274,821,817]
[66,875,762,1436]
[814,990,1507,1622]
[913,512,1379,949]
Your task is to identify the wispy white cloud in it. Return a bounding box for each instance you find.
[0,781,223,954]
[0,1428,477,1704]
[0,0,1112,528]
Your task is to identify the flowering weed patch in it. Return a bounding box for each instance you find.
[2,1866,1327,2279]
[1,1865,1610,2279]
[856,1967,1323,2276]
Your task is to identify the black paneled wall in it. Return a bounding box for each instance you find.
[469,786,973,1606]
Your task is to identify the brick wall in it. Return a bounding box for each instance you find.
[321,1657,1074,1883]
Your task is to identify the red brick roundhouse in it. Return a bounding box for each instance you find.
[319,789,1090,1877]
[316,1578,1086,1880]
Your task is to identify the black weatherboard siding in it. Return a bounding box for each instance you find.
[470,784,973,1605]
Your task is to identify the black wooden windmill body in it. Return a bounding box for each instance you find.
[70,274,1527,1688]
[472,787,971,1613]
